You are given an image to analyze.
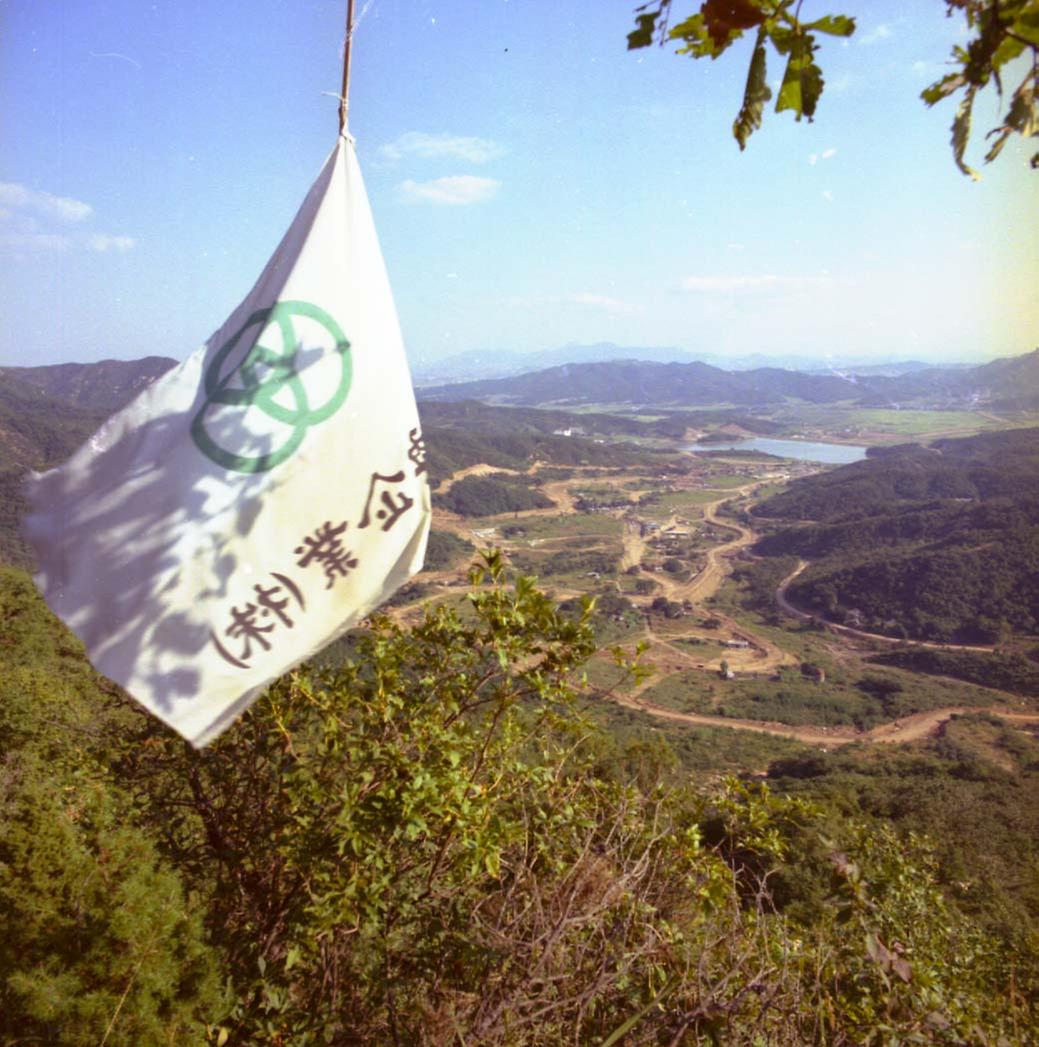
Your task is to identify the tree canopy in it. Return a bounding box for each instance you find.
[628,0,1039,176]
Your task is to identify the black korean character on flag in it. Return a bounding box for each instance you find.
[358,470,415,532]
[295,520,359,589]
[211,572,305,668]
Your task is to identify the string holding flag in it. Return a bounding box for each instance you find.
[23,6,431,747]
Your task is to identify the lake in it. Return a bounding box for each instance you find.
[687,437,869,464]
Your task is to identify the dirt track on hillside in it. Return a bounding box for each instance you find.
[607,692,1039,749]
[424,463,1037,751]
[776,561,998,654]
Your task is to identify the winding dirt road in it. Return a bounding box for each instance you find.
[607,692,1039,749]
[423,462,1038,751]
[776,561,997,654]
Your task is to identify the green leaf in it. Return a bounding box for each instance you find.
[776,33,823,121]
[804,15,856,37]
[733,27,772,150]
[984,76,1038,163]
[951,86,981,179]
[767,25,797,56]
[670,14,726,59]
[628,12,660,51]
[991,33,1026,71]
[922,72,966,107]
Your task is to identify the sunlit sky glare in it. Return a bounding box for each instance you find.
[2,0,1037,369]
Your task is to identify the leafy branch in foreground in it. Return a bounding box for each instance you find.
[629,0,1039,175]
[2,558,1037,1043]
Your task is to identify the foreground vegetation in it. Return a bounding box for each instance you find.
[2,561,1038,1044]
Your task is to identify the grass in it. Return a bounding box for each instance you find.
[638,670,715,713]
[700,474,754,489]
[752,482,790,500]
[767,405,1039,441]
[500,513,624,539]
[705,574,1018,723]
[845,408,1008,435]
[637,491,719,520]
[581,653,641,694]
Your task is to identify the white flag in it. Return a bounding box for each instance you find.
[24,135,431,747]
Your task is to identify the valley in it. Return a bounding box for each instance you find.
[404,445,1039,753]
[4,349,1039,999]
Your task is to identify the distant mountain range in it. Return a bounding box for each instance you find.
[410,342,972,386]
[418,349,1039,411]
[2,349,1035,480]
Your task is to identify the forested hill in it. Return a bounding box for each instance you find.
[0,359,178,567]
[418,349,1039,408]
[753,428,1039,643]
[854,348,1039,410]
[0,355,177,412]
[420,359,859,405]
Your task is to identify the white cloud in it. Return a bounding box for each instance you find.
[399,175,500,205]
[567,292,639,314]
[859,23,892,45]
[0,181,93,223]
[0,182,135,254]
[379,132,505,164]
[679,274,833,294]
[821,147,837,160]
[88,233,136,252]
[822,190,834,203]
[809,147,838,166]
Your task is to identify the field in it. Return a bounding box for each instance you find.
[769,404,1039,441]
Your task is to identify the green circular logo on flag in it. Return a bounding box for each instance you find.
[191,300,352,473]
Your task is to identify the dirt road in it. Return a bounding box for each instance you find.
[426,463,1038,752]
[608,691,1039,750]
[776,561,997,654]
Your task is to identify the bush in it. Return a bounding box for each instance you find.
[1,562,1036,1044]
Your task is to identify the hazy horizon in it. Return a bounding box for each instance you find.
[5,339,1034,378]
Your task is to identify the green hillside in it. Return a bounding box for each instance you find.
[2,562,1036,1043]
[754,429,1039,642]
[0,355,177,412]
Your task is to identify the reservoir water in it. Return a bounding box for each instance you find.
[688,437,869,464]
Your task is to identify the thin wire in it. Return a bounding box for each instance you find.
[353,0,377,34]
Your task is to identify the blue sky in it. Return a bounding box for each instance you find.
[2,0,1036,369]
